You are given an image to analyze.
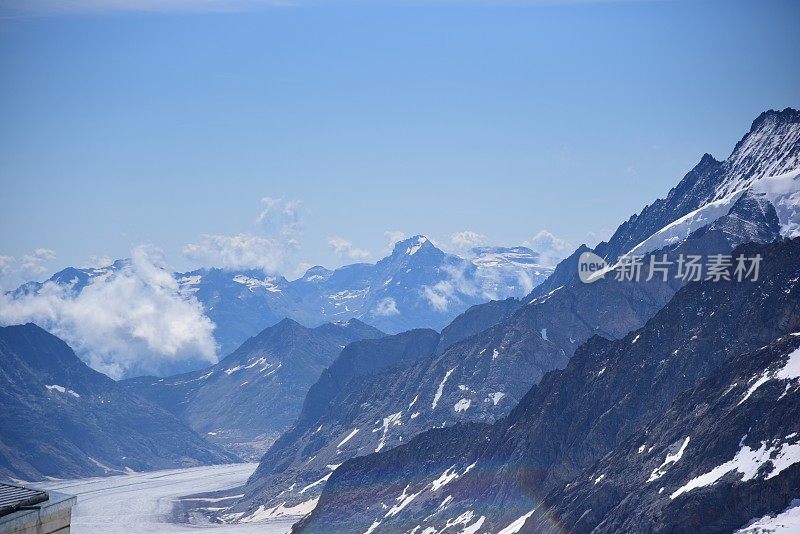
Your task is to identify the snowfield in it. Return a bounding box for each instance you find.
[37,464,296,533]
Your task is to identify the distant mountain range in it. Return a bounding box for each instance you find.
[9,237,554,377]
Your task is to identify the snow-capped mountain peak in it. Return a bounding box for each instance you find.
[469,246,545,269]
[390,235,438,258]
[716,107,800,199]
[299,266,333,283]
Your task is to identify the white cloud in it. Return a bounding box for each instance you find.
[256,196,303,250]
[585,228,613,248]
[450,230,486,251]
[0,245,217,379]
[373,297,399,316]
[184,196,304,272]
[384,231,407,249]
[0,256,14,275]
[81,255,115,269]
[328,237,370,261]
[524,230,572,268]
[422,263,481,312]
[183,233,288,272]
[0,248,58,291]
[423,286,450,312]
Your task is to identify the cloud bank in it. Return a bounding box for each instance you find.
[384,230,407,250]
[0,245,217,379]
[183,233,288,272]
[373,297,400,316]
[183,196,303,272]
[328,236,371,261]
[450,230,486,251]
[525,229,572,267]
[0,248,57,291]
[422,263,481,312]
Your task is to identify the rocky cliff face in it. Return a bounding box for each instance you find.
[533,107,800,301]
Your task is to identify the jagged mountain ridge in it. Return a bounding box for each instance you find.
[0,324,237,482]
[533,107,800,299]
[297,238,800,533]
[228,194,781,522]
[122,318,384,460]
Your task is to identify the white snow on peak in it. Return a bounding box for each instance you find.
[671,434,800,499]
[240,497,319,522]
[626,190,746,258]
[625,166,800,260]
[299,472,332,494]
[430,462,477,492]
[385,484,422,518]
[738,345,800,406]
[487,392,505,405]
[364,520,382,534]
[432,368,456,410]
[717,117,800,199]
[460,515,486,534]
[453,398,471,413]
[735,499,800,533]
[648,436,690,482]
[337,428,360,449]
[223,356,271,375]
[406,236,429,256]
[232,274,282,293]
[177,274,202,293]
[497,509,536,534]
[431,466,460,492]
[750,167,800,237]
[45,384,80,398]
[375,412,403,453]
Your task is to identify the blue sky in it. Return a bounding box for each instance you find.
[1,0,798,286]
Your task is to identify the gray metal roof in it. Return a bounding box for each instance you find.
[0,483,48,517]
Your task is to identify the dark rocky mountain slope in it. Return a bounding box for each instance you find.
[0,324,237,482]
[122,318,384,459]
[298,238,800,533]
[228,190,782,520]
